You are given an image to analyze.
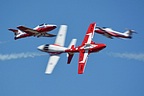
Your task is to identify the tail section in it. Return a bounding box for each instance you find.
[8,29,19,35]
[67,39,77,64]
[8,28,24,40]
[124,29,136,38]
[68,39,77,49]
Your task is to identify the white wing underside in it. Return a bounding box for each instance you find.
[45,25,67,74]
[54,25,67,46]
[45,55,60,74]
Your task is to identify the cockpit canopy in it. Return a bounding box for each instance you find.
[38,23,48,27]
[44,44,49,51]
[102,27,108,29]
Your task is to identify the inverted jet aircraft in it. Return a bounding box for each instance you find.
[95,27,136,39]
[38,25,74,74]
[9,23,57,40]
[38,23,106,74]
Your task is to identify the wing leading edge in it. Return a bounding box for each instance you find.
[54,25,67,46]
[17,26,56,37]
[45,25,68,74]
[81,22,96,45]
[78,23,96,74]
[17,26,38,34]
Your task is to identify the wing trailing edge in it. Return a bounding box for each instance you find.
[45,55,60,74]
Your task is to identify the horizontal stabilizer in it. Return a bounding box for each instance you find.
[8,29,18,33]
[124,29,136,37]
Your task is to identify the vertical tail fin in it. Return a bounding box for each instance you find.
[124,29,136,38]
[68,39,77,49]
[67,39,77,64]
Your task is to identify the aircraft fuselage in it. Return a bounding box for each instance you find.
[95,28,132,39]
[38,43,106,55]
[36,26,57,33]
[65,43,106,53]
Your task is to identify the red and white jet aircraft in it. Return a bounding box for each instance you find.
[37,23,106,74]
[38,25,72,74]
[95,27,135,39]
[9,23,57,40]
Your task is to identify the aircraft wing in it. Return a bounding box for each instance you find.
[55,25,67,46]
[78,50,89,74]
[96,26,107,32]
[17,26,38,34]
[82,22,96,45]
[95,27,114,39]
[39,33,56,37]
[103,32,114,39]
[45,55,60,74]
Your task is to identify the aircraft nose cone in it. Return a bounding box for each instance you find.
[53,25,57,28]
[37,45,44,51]
[49,24,57,28]
[99,44,106,49]
[102,44,106,48]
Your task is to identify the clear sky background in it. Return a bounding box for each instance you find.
[0,0,144,96]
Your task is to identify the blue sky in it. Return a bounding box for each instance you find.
[0,0,144,96]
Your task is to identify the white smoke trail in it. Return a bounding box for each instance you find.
[0,41,8,44]
[108,52,144,62]
[0,52,47,61]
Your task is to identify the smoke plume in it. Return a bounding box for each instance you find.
[0,52,46,61]
[108,52,144,62]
